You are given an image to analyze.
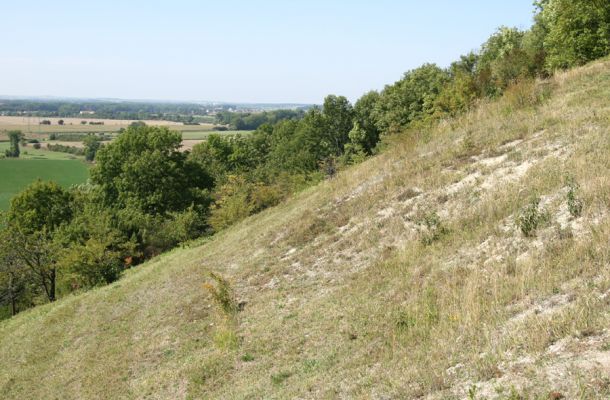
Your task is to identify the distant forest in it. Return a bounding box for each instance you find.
[0,99,310,126]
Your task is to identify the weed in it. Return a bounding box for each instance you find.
[566,182,583,218]
[271,371,292,386]
[468,384,478,400]
[203,272,237,316]
[213,328,239,350]
[395,311,417,332]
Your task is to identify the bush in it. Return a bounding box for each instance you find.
[517,197,549,237]
[203,272,237,316]
[419,212,450,245]
[33,143,41,150]
[567,182,583,218]
[501,79,552,113]
[47,143,84,156]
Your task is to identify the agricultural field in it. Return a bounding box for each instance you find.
[0,116,218,137]
[0,158,89,211]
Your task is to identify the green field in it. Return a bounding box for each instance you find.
[0,141,85,161]
[0,159,89,210]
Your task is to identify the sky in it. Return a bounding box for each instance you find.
[0,1,536,104]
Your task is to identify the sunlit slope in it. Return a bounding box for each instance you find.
[1,60,610,399]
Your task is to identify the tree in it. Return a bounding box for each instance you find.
[536,0,610,70]
[54,199,136,288]
[348,91,381,155]
[5,130,22,158]
[7,180,73,235]
[58,119,64,125]
[83,135,102,162]
[432,54,479,116]
[6,181,74,303]
[91,125,213,215]
[476,27,533,96]
[322,95,354,155]
[0,228,28,316]
[376,64,450,133]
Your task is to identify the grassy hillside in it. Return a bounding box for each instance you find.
[1,60,610,399]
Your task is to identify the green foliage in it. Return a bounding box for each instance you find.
[477,27,535,96]
[203,272,237,316]
[83,135,102,162]
[419,212,449,245]
[566,182,583,218]
[207,176,283,232]
[47,143,84,156]
[433,55,479,117]
[7,180,73,235]
[376,64,450,133]
[517,197,549,237]
[0,228,29,316]
[5,130,23,158]
[537,0,610,70]
[215,109,305,130]
[91,125,213,216]
[348,91,381,155]
[53,197,137,288]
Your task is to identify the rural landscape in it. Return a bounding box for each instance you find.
[1,1,610,399]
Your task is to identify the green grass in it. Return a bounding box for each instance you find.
[0,142,83,161]
[0,159,89,210]
[0,60,609,399]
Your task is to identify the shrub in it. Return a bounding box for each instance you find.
[47,143,84,156]
[419,212,449,245]
[517,197,549,237]
[567,182,583,218]
[501,79,551,113]
[203,272,237,316]
[33,143,41,150]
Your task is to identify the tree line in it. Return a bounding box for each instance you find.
[1,0,609,317]
[214,109,307,131]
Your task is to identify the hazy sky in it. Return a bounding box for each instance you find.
[1,1,535,104]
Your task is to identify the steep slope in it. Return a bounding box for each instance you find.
[1,60,610,399]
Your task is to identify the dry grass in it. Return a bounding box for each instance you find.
[0,116,217,137]
[1,59,610,399]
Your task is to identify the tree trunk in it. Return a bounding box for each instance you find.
[8,275,17,316]
[49,268,56,302]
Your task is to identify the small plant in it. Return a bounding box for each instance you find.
[419,212,449,245]
[203,272,237,316]
[271,371,292,386]
[517,197,548,237]
[468,384,478,400]
[566,182,583,218]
